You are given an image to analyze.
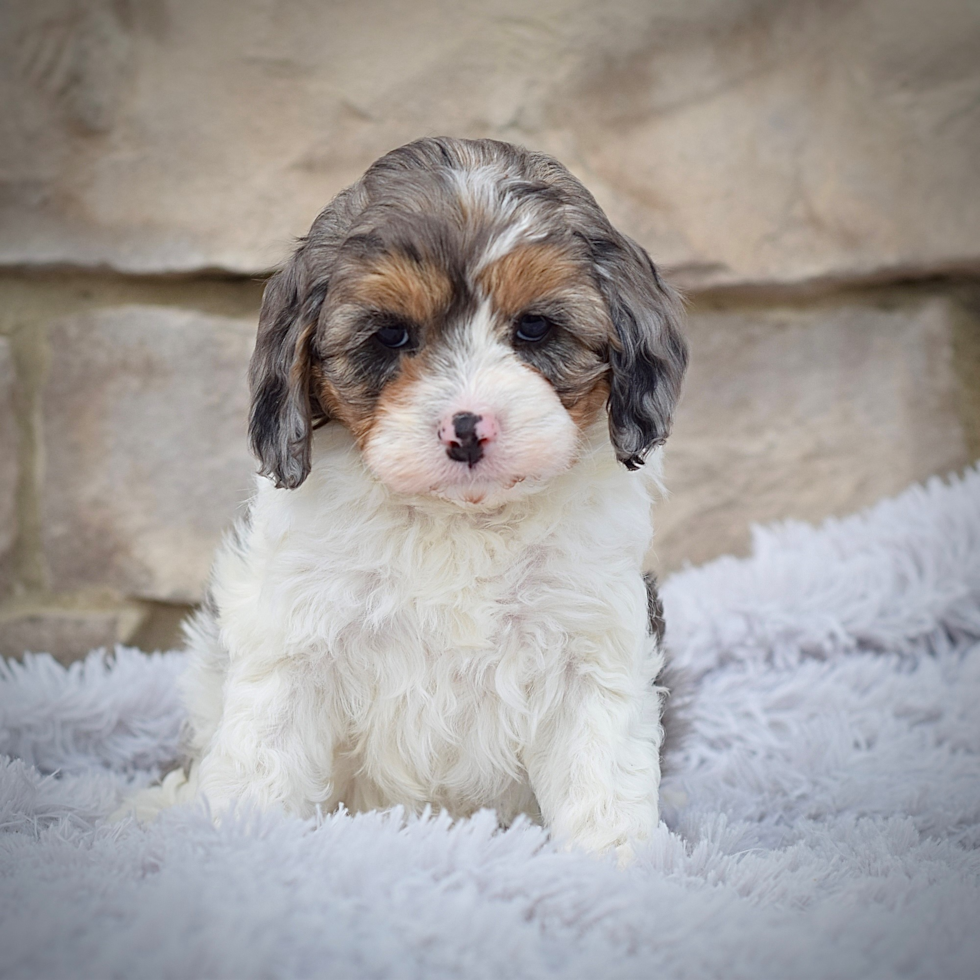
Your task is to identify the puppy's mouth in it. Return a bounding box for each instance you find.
[473,475,528,505]
[430,467,528,506]
[428,453,531,506]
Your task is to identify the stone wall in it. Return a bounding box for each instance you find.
[1,0,978,660]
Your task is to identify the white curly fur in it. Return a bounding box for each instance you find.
[142,421,665,861]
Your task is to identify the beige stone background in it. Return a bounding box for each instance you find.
[1,0,978,661]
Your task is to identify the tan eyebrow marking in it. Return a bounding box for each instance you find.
[476,242,584,319]
[340,253,453,324]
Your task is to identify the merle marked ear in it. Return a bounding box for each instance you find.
[248,246,329,490]
[594,233,688,470]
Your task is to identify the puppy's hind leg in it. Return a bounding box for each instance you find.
[111,604,225,825]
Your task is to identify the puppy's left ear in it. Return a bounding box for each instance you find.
[594,233,688,470]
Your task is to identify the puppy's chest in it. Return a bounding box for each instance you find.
[293,524,578,709]
[320,541,565,792]
[331,546,561,675]
[261,488,631,729]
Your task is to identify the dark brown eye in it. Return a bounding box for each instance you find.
[515,314,551,343]
[375,324,412,349]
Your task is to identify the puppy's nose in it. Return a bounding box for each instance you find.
[438,411,498,468]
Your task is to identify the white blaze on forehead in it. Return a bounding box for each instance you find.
[450,166,545,281]
[473,214,540,278]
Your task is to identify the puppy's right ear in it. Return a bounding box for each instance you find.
[248,246,329,490]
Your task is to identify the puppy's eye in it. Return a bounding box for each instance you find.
[515,314,552,343]
[375,324,412,349]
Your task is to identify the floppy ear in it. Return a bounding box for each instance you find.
[593,234,688,470]
[248,246,329,489]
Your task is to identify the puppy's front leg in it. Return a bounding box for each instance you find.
[197,664,336,820]
[526,666,662,864]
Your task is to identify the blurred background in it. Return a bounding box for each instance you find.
[0,0,978,661]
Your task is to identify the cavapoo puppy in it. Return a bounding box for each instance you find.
[145,137,687,862]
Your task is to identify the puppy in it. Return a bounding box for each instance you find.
[169,137,687,861]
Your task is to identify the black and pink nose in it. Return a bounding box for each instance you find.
[438,411,499,468]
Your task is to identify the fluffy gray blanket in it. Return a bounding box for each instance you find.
[2,467,979,979]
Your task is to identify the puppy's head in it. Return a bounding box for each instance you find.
[249,138,687,506]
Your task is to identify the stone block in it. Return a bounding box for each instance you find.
[0,609,134,664]
[41,306,256,603]
[0,336,18,595]
[652,294,973,573]
[1,0,978,287]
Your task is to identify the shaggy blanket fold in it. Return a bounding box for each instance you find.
[2,467,979,979]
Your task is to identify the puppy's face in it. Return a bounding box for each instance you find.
[317,234,612,505]
[249,139,687,505]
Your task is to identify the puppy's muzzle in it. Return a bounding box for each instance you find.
[439,411,498,468]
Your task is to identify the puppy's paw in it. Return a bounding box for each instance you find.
[109,767,195,825]
[614,840,637,868]
[554,829,644,869]
[551,797,657,868]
